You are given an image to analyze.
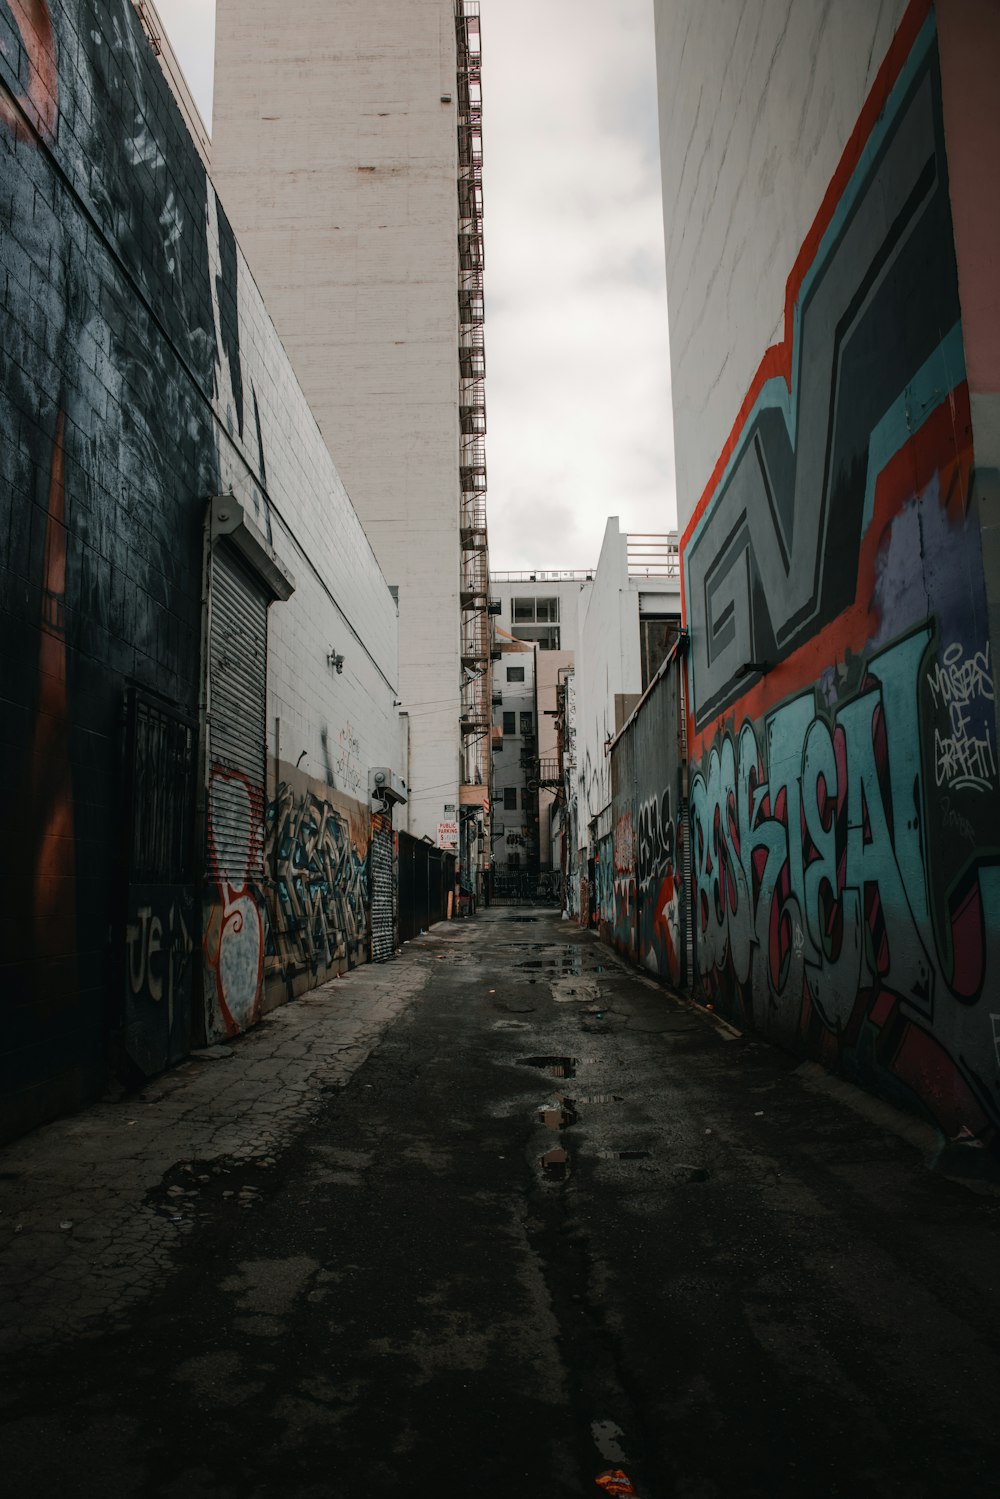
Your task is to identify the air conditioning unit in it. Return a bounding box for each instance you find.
[369,767,408,807]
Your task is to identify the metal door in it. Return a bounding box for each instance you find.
[122,689,197,1076]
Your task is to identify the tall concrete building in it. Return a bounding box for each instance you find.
[212,0,492,880]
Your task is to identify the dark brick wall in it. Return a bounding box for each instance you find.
[0,0,220,1139]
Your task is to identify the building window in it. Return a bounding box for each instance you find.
[520,711,533,736]
[502,711,515,735]
[511,597,559,624]
[510,624,561,650]
[506,666,525,683]
[508,851,520,868]
[503,787,517,810]
[520,787,531,810]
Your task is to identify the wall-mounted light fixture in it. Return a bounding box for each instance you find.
[327,649,345,674]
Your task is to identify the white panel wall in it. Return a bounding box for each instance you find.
[654,0,909,528]
[208,197,404,795]
[212,0,461,839]
[575,520,642,838]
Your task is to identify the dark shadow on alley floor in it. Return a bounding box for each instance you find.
[2,909,1000,1498]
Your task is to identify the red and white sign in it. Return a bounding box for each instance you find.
[437,820,459,849]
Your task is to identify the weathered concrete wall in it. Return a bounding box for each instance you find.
[658,0,1000,1143]
[0,0,400,1138]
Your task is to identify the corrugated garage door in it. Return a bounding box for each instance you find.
[204,541,270,1040]
[207,542,268,883]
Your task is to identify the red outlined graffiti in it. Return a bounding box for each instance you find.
[680,2,1000,1141]
[203,767,265,1039]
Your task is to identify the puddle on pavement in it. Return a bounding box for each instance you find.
[518,1055,578,1079]
[511,916,539,923]
[540,1147,570,1181]
[538,1100,578,1129]
[598,1150,652,1161]
[578,1094,624,1104]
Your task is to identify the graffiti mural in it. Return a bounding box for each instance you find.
[596,835,615,934]
[264,768,370,998]
[607,651,687,985]
[611,813,635,955]
[204,769,266,1040]
[682,7,1000,1142]
[636,790,681,984]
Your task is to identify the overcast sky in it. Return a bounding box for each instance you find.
[154,0,676,572]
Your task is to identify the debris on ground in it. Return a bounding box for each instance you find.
[595,1469,636,1496]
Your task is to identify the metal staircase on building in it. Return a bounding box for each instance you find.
[455,1,493,801]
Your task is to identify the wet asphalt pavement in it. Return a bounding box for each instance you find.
[3,908,1000,1498]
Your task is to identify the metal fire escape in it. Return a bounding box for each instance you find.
[456,1,493,782]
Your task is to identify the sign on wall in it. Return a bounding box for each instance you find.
[437,820,459,849]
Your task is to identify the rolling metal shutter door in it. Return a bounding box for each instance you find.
[370,811,394,963]
[208,541,268,886]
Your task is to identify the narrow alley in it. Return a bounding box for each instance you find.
[2,909,999,1499]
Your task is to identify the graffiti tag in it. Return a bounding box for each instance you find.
[928,643,996,793]
[266,780,368,978]
[691,625,998,1037]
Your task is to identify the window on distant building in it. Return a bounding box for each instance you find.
[508,852,520,868]
[511,597,559,624]
[520,711,533,736]
[510,622,561,649]
[502,711,515,735]
[506,666,525,683]
[503,787,517,810]
[520,787,531,810]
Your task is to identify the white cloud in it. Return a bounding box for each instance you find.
[481,0,676,569]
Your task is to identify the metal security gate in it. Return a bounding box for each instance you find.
[121,689,197,1076]
[204,540,269,1039]
[370,811,395,962]
[398,833,455,941]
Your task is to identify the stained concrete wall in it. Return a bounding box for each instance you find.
[656,0,1000,1145]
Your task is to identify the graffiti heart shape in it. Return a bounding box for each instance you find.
[218,894,263,1032]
